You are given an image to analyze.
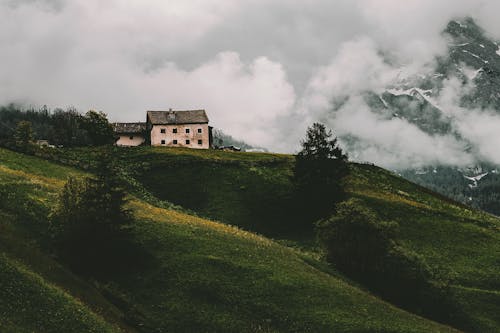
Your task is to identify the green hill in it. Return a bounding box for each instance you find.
[0,146,499,332]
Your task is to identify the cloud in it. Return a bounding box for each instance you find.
[2,0,500,165]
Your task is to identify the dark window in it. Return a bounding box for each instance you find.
[160,128,166,134]
[197,128,202,133]
[186,139,190,144]
[161,140,166,145]
[173,128,177,133]
[173,140,178,144]
[198,139,202,145]
[129,136,134,140]
[185,128,190,134]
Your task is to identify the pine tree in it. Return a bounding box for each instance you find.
[50,152,131,275]
[293,123,349,222]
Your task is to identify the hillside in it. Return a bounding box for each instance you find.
[8,145,499,332]
[0,146,465,332]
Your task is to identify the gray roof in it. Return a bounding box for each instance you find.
[112,122,146,134]
[147,110,209,125]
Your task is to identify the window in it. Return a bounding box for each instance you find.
[185,128,190,134]
[160,128,166,134]
[161,140,165,145]
[198,139,203,145]
[129,136,134,140]
[173,128,177,133]
[185,139,190,144]
[197,128,202,133]
[173,140,178,144]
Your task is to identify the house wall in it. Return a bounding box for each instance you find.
[116,135,145,146]
[150,123,210,149]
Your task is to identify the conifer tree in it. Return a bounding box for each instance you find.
[293,123,349,222]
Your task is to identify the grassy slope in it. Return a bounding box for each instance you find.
[348,164,500,332]
[53,146,499,332]
[0,151,127,333]
[0,147,458,332]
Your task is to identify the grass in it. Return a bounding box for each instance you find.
[0,253,118,333]
[0,146,464,332]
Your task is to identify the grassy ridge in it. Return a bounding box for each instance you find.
[0,147,460,332]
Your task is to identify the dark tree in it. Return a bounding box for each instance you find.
[293,123,349,222]
[316,199,458,324]
[13,120,34,148]
[82,110,115,146]
[50,153,132,275]
[316,199,398,275]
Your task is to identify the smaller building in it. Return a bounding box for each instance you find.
[113,122,146,146]
[147,110,212,149]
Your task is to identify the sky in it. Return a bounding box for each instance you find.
[2,0,500,167]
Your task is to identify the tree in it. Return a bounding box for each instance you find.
[13,120,34,148]
[293,123,349,222]
[50,153,132,274]
[82,110,115,146]
[316,199,398,275]
[316,199,457,322]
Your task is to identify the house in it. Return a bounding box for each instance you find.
[113,122,147,146]
[146,109,212,149]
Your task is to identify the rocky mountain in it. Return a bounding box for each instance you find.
[338,18,500,215]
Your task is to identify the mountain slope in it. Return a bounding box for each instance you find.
[0,147,460,332]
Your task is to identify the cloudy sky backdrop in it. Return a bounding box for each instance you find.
[2,0,500,165]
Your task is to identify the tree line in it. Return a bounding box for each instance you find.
[0,104,115,147]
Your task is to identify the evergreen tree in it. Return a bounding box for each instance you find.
[293,123,349,222]
[13,120,34,148]
[50,152,131,275]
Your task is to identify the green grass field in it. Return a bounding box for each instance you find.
[0,146,499,332]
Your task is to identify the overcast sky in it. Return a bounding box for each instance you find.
[2,0,500,165]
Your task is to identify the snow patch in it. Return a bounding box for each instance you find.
[386,88,442,111]
[464,172,489,188]
[463,67,483,81]
[496,45,500,57]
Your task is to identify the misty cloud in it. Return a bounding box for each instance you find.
[2,0,500,167]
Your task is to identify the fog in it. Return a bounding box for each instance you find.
[3,0,500,167]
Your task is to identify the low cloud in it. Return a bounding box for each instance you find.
[2,1,500,166]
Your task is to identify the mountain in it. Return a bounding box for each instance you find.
[336,18,500,215]
[3,145,499,332]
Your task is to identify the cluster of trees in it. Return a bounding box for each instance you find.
[295,123,458,325]
[402,165,500,216]
[0,104,115,147]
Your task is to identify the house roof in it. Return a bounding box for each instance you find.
[147,110,209,125]
[112,122,146,134]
